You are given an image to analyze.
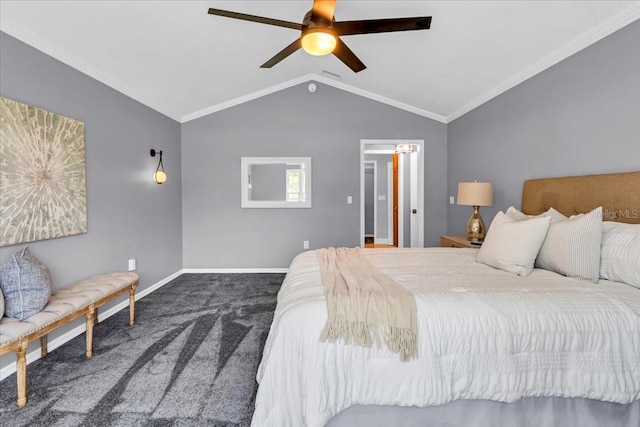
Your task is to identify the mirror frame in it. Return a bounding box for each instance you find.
[240,157,312,208]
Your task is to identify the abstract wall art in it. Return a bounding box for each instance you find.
[0,97,87,246]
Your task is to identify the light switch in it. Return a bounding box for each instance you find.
[347,196,353,204]
[378,195,386,201]
[449,196,455,205]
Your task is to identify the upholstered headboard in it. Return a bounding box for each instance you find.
[521,171,640,224]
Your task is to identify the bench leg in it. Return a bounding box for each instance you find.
[93,306,99,326]
[40,335,48,358]
[16,340,28,408]
[86,306,95,358]
[129,285,136,326]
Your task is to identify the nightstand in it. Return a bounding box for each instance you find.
[440,235,481,249]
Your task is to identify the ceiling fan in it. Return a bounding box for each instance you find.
[207,0,432,73]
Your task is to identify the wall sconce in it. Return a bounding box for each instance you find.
[150,149,166,185]
[457,181,493,244]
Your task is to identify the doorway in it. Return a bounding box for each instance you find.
[360,140,424,248]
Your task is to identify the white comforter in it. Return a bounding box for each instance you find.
[252,248,640,427]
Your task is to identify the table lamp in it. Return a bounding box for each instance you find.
[457,181,493,244]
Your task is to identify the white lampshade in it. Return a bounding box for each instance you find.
[457,182,493,206]
[154,170,167,185]
[301,29,337,56]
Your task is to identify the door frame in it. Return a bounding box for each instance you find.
[360,139,424,248]
[387,161,393,245]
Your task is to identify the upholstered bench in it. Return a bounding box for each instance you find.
[0,271,139,407]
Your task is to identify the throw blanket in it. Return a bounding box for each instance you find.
[316,247,417,361]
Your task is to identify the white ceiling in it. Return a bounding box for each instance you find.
[1,1,639,123]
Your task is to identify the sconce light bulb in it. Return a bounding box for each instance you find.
[154,170,167,185]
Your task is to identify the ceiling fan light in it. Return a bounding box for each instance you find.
[302,29,337,56]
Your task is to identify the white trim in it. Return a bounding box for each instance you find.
[182,74,316,122]
[373,161,378,244]
[241,157,312,209]
[364,149,396,155]
[410,151,419,247]
[182,73,446,123]
[181,268,289,274]
[446,3,640,122]
[375,238,390,245]
[360,140,424,249]
[0,269,183,381]
[398,157,405,248]
[387,162,393,244]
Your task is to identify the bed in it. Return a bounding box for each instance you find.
[252,171,640,427]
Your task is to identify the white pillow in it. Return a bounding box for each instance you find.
[600,222,640,288]
[477,212,551,277]
[535,207,603,283]
[505,206,534,221]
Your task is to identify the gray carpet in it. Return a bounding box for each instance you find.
[0,273,285,426]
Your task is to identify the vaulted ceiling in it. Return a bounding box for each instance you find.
[1,1,638,123]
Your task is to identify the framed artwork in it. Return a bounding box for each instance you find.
[0,96,87,246]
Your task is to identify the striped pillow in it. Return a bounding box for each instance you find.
[535,207,603,283]
[600,222,640,288]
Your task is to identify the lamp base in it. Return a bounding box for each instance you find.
[466,206,487,244]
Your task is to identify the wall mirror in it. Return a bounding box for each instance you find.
[241,157,312,208]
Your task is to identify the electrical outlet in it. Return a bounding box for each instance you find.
[347,196,353,204]
[449,196,455,205]
[128,259,136,271]
[303,241,309,249]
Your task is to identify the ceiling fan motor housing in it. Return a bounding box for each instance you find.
[301,10,337,56]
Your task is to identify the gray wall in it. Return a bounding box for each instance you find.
[447,20,640,234]
[182,82,447,268]
[0,33,183,367]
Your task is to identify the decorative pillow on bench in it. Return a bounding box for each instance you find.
[0,247,52,320]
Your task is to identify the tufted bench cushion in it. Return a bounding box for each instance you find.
[0,271,139,408]
[0,272,138,345]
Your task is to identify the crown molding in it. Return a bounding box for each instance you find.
[0,20,183,122]
[446,2,640,123]
[181,73,447,123]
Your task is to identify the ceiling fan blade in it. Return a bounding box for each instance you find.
[311,0,337,21]
[333,38,366,73]
[260,38,303,68]
[208,8,303,31]
[333,16,431,36]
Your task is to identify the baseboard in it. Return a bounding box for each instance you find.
[182,268,289,274]
[0,269,183,381]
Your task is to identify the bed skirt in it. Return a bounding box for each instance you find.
[327,397,640,427]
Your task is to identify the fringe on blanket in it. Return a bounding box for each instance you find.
[316,247,417,361]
